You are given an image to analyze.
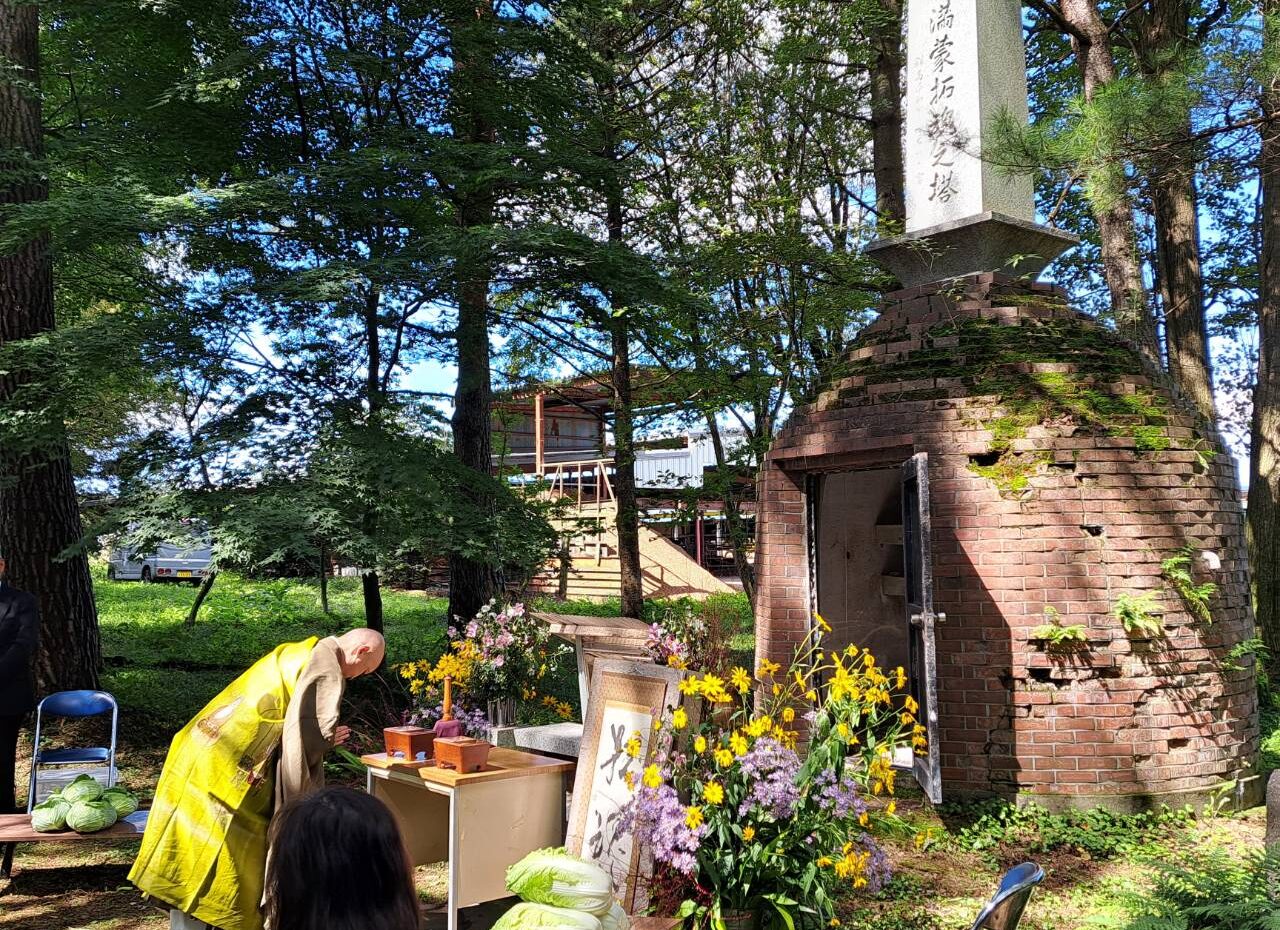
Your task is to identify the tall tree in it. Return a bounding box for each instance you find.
[868,0,905,227]
[1028,0,1157,357]
[0,0,99,691]
[1253,0,1280,665]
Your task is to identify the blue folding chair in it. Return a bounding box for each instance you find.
[970,862,1045,930]
[25,690,118,812]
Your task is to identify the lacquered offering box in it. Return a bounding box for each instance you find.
[383,725,435,761]
[433,736,492,773]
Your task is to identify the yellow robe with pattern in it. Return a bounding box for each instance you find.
[128,637,341,930]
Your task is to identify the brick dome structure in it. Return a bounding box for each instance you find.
[755,274,1260,810]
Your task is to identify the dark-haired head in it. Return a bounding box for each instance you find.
[265,786,420,930]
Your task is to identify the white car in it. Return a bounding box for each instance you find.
[107,541,213,585]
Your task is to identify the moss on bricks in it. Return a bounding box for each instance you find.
[844,316,1175,494]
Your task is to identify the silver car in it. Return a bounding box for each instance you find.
[107,541,213,585]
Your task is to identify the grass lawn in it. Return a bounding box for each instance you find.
[0,573,1272,930]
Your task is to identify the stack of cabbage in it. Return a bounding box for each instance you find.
[493,848,629,930]
[30,774,139,834]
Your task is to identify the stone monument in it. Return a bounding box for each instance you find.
[867,0,1077,285]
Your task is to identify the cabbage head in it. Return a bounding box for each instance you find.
[101,788,139,817]
[492,902,603,930]
[62,774,104,803]
[600,902,629,930]
[30,797,70,832]
[65,799,118,833]
[505,848,613,915]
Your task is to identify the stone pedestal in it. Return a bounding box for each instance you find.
[1266,770,1280,847]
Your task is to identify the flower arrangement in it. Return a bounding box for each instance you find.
[399,599,573,725]
[620,616,924,930]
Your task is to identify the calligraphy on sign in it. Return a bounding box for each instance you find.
[566,659,688,914]
[926,0,959,204]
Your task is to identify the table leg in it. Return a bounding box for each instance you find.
[2,841,14,879]
[447,792,459,930]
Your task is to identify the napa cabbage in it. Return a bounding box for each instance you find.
[505,848,614,915]
[492,902,604,930]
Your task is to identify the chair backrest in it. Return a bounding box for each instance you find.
[970,862,1045,930]
[39,690,117,718]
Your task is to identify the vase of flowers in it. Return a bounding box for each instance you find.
[620,615,924,929]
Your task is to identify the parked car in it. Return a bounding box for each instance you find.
[107,541,213,585]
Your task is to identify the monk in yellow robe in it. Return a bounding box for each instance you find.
[129,628,385,930]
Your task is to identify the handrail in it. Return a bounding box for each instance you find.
[537,458,616,564]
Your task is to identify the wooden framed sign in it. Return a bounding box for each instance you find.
[566,659,686,913]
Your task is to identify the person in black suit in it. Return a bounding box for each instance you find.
[0,550,40,815]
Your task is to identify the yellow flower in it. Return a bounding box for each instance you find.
[730,667,752,693]
[730,733,749,756]
[904,695,920,714]
[679,677,698,696]
[887,800,897,815]
[817,856,833,868]
[901,712,915,725]
[806,689,817,702]
[742,826,756,842]
[815,612,832,633]
[672,707,689,730]
[837,722,851,740]
[642,764,662,789]
[756,659,781,678]
[895,666,907,689]
[624,771,636,791]
[625,736,642,759]
[858,812,869,827]
[685,806,704,829]
[782,707,796,724]
[556,702,573,720]
[863,652,876,669]
[772,684,781,696]
[694,735,707,754]
[830,921,842,928]
[667,654,687,670]
[703,782,724,805]
[715,748,734,767]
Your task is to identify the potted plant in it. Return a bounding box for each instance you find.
[621,618,923,929]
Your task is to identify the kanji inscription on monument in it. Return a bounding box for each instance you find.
[869,0,1076,286]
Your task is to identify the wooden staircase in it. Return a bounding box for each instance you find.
[527,459,734,601]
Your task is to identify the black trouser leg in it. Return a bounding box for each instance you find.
[0,713,21,815]
[0,712,21,880]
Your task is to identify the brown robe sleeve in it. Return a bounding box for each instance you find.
[275,637,345,808]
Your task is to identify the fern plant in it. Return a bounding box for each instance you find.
[1161,546,1217,624]
[1122,847,1280,930]
[1029,606,1088,651]
[1113,592,1165,638]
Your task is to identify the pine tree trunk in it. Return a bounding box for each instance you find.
[1152,171,1216,417]
[1133,0,1216,418]
[0,0,100,693]
[1252,0,1280,671]
[447,3,499,624]
[1060,0,1157,358]
[319,545,330,614]
[610,314,644,618]
[868,0,905,227]
[704,414,756,603]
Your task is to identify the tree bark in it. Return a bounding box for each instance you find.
[868,0,905,227]
[362,569,384,633]
[1252,0,1280,671]
[703,413,756,603]
[319,544,330,614]
[1131,0,1216,418]
[185,570,218,626]
[1057,0,1158,358]
[447,2,499,623]
[0,0,100,693]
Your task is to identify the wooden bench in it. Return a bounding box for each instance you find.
[0,809,148,879]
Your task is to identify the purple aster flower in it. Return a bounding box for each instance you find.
[738,737,802,820]
[619,784,706,875]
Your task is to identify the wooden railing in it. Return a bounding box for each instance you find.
[538,458,616,565]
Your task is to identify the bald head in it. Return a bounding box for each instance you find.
[335,628,385,679]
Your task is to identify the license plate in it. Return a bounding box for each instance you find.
[178,570,192,577]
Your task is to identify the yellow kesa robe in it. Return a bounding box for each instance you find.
[129,637,343,930]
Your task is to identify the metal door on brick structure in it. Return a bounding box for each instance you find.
[901,452,942,804]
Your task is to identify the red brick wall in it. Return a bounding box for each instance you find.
[755,274,1260,807]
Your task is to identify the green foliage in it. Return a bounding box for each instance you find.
[1121,848,1280,930]
[1222,637,1268,675]
[1160,547,1217,624]
[1029,607,1089,650]
[1113,592,1165,638]
[943,800,1192,863]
